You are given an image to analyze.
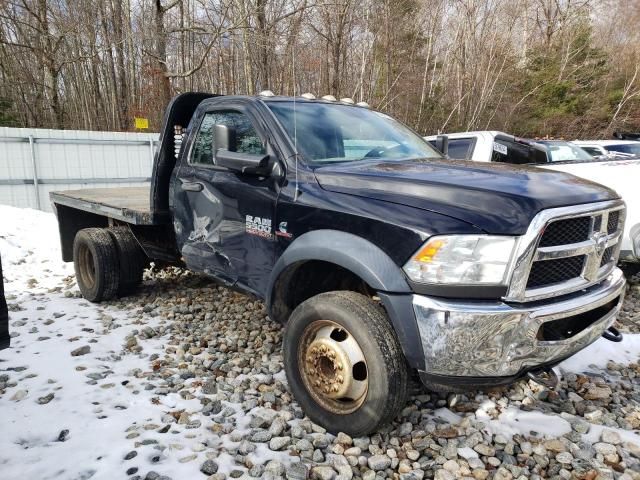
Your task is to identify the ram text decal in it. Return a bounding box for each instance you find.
[245,215,273,239]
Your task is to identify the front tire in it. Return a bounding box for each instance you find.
[283,291,408,436]
[73,228,120,302]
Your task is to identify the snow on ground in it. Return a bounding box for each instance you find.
[478,402,572,439]
[558,334,640,374]
[1,204,640,480]
[0,205,74,289]
[0,205,293,480]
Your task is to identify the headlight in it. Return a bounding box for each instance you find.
[403,235,517,285]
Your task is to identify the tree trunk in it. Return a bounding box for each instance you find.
[256,0,270,90]
[154,0,172,109]
[113,0,129,130]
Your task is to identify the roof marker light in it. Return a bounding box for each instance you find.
[258,90,275,97]
[340,97,355,104]
[356,101,370,108]
[321,95,336,101]
[301,93,316,99]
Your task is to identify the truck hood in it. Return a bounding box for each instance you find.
[314,158,618,234]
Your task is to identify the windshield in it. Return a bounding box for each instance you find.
[267,101,442,164]
[605,143,640,156]
[535,141,594,162]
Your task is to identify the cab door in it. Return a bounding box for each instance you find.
[173,104,280,295]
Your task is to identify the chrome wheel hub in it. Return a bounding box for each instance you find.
[298,321,368,414]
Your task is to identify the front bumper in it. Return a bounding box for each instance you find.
[413,268,626,379]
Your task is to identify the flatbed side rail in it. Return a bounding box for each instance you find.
[50,189,169,226]
[51,195,177,263]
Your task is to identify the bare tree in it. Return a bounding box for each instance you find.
[0,0,637,137]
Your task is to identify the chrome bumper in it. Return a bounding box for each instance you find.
[413,268,626,378]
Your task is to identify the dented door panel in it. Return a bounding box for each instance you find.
[172,102,279,295]
[175,165,278,293]
[175,166,237,282]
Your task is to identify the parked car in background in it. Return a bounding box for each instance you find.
[534,139,601,162]
[612,132,640,141]
[573,140,640,158]
[425,131,640,265]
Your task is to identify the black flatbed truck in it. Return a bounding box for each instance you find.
[51,92,627,435]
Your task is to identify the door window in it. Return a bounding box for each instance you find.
[581,146,602,157]
[447,138,475,159]
[426,138,475,159]
[191,110,265,166]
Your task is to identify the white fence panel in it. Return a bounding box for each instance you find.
[0,127,159,212]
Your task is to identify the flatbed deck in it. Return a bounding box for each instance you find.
[50,187,169,225]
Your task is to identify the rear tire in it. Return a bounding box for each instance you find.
[283,291,408,436]
[73,228,120,302]
[108,226,146,296]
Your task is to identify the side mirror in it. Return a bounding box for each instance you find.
[213,124,270,174]
[213,124,236,152]
[435,134,449,158]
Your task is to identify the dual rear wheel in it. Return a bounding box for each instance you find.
[73,227,146,302]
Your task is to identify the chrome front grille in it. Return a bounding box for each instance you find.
[526,255,586,289]
[538,216,591,247]
[505,200,626,302]
[607,210,620,234]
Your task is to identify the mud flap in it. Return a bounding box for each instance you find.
[0,254,9,350]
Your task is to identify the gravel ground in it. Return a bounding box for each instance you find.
[71,269,640,478]
[619,270,640,333]
[2,259,640,480]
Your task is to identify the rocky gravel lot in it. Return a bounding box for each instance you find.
[618,270,640,334]
[1,206,640,480]
[3,266,638,480]
[124,270,640,480]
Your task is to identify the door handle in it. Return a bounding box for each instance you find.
[181,181,203,192]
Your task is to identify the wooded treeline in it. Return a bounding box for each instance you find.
[0,0,638,137]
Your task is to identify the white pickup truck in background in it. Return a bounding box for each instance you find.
[424,131,640,265]
[573,140,640,158]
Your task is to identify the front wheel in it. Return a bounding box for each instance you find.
[283,291,408,436]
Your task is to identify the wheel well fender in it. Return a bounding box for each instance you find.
[267,230,409,310]
[55,205,109,262]
[266,230,424,370]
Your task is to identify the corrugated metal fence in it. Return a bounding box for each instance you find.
[0,127,159,212]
